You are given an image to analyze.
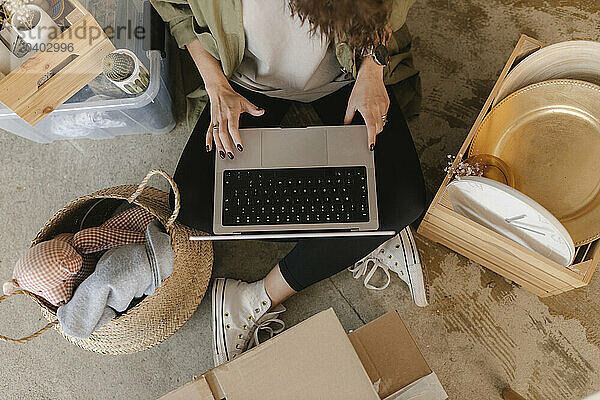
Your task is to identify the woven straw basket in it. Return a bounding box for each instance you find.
[0,170,213,354]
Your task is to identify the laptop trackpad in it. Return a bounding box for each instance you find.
[261,129,328,167]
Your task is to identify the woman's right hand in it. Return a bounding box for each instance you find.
[205,82,265,159]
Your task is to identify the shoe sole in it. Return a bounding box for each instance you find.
[400,228,429,307]
[211,278,228,366]
[420,256,432,306]
[407,262,429,307]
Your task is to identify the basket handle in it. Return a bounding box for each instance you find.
[0,291,59,343]
[128,169,180,229]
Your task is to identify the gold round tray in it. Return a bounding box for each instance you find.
[470,79,600,246]
[491,40,600,107]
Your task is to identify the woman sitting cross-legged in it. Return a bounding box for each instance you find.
[152,0,428,366]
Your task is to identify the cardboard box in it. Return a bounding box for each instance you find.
[159,309,446,400]
[163,377,213,400]
[349,310,447,400]
[161,308,379,400]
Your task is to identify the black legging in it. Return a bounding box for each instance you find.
[171,82,426,291]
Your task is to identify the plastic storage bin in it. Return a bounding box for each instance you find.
[0,0,175,143]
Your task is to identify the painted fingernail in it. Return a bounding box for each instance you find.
[370,143,375,151]
[219,150,226,159]
[237,144,244,152]
[206,145,210,152]
[227,152,234,160]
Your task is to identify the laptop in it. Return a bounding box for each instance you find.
[190,125,395,241]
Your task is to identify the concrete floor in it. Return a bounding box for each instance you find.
[2,1,600,399]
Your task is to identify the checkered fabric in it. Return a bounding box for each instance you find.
[72,254,101,288]
[13,234,82,307]
[73,207,154,255]
[9,207,155,307]
[54,233,74,243]
[102,206,155,232]
[54,233,96,288]
[73,227,146,255]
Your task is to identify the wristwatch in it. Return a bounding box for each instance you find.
[362,44,390,67]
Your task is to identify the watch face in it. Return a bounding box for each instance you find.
[374,44,390,66]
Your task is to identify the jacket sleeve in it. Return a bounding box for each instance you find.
[150,0,202,48]
[389,0,416,32]
[383,0,418,85]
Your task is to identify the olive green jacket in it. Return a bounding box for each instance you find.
[151,0,421,131]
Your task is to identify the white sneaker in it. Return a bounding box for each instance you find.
[349,227,429,307]
[211,278,286,366]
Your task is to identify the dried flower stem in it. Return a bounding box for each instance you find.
[444,154,485,180]
[1,0,36,30]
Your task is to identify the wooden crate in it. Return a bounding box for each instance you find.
[0,0,115,126]
[417,34,600,297]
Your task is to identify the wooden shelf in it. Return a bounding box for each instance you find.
[0,0,115,126]
[417,34,600,297]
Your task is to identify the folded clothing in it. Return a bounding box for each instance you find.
[73,207,155,287]
[57,221,174,339]
[4,234,82,307]
[73,206,155,255]
[4,206,156,309]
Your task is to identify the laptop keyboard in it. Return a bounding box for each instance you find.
[222,167,370,226]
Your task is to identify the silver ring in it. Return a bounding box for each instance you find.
[381,115,388,125]
[212,124,220,132]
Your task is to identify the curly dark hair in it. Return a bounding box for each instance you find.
[289,0,392,51]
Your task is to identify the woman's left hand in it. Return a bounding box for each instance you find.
[344,57,390,151]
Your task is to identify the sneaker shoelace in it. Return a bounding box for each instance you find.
[237,305,286,351]
[249,316,286,349]
[348,257,391,291]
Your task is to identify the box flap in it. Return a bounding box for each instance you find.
[348,310,432,399]
[385,372,447,400]
[159,376,214,400]
[209,308,379,400]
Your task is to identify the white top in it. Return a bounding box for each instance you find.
[230,0,353,102]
